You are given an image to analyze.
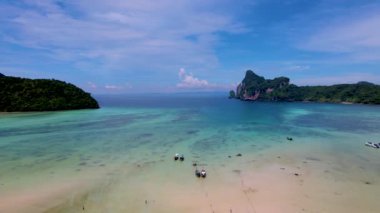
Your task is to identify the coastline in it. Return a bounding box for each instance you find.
[233,70,380,105]
[231,97,379,106]
[2,141,379,213]
[1,98,380,213]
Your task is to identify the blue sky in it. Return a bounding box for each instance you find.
[1,0,380,93]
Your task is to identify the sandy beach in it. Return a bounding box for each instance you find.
[1,141,378,213]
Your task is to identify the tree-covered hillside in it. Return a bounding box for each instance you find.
[0,73,99,111]
[232,70,380,104]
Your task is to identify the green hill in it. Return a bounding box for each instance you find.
[231,70,380,104]
[0,73,99,112]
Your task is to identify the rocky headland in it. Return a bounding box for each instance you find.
[230,70,380,104]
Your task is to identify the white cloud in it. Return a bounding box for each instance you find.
[0,0,247,73]
[300,11,380,62]
[286,65,310,72]
[176,68,211,89]
[87,81,97,89]
[104,85,120,90]
[104,83,132,90]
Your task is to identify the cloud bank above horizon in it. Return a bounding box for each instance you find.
[1,0,380,93]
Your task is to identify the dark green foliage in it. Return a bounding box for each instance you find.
[229,90,236,98]
[0,74,99,112]
[242,70,266,88]
[235,70,380,104]
[291,84,380,104]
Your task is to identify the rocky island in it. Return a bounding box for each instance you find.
[230,70,380,104]
[0,73,99,112]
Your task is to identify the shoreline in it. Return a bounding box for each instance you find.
[2,141,379,213]
[232,97,380,106]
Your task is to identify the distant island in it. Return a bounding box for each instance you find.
[230,70,380,104]
[0,73,99,112]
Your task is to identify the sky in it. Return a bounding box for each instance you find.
[1,0,380,93]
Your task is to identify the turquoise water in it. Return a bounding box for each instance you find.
[1,93,380,212]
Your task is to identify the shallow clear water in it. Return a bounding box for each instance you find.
[1,93,380,212]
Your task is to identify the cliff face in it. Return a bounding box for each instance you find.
[236,70,290,101]
[232,70,380,104]
[0,74,99,112]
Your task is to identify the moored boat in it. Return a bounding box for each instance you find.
[174,153,180,160]
[365,142,379,149]
[200,169,207,178]
[195,169,201,178]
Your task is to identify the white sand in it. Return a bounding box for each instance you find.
[1,143,379,213]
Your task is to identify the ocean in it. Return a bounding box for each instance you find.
[0,93,379,212]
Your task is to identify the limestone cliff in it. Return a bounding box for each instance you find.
[231,70,380,104]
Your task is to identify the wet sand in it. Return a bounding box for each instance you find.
[1,142,378,213]
[0,180,87,213]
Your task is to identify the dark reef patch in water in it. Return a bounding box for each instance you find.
[0,114,161,137]
[293,113,380,133]
[305,157,321,162]
[55,156,68,162]
[186,130,199,135]
[233,126,257,132]
[170,109,200,122]
[78,162,87,166]
[190,136,228,153]
[139,133,154,138]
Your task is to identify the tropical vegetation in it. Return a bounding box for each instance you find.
[233,70,380,104]
[0,73,99,111]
